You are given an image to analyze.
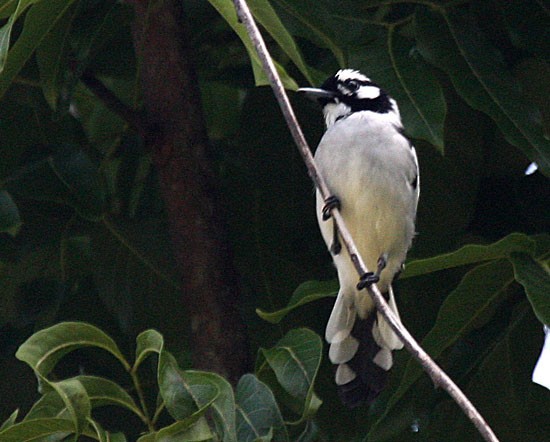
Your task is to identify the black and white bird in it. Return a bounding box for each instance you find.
[298,69,419,407]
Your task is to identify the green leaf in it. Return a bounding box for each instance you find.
[386,28,446,151]
[156,417,214,442]
[402,232,536,278]
[207,0,298,89]
[510,252,550,324]
[16,321,130,377]
[0,409,18,431]
[86,418,127,442]
[6,146,105,221]
[415,7,550,175]
[158,352,219,422]
[47,377,91,437]
[256,279,337,324]
[257,328,322,422]
[35,2,76,110]
[247,0,314,85]
[235,374,288,442]
[77,375,142,417]
[0,0,39,72]
[272,0,345,67]
[428,305,550,441]
[0,189,21,235]
[347,28,446,151]
[199,373,237,442]
[135,329,165,369]
[92,218,182,336]
[373,260,515,435]
[0,418,74,441]
[0,0,78,100]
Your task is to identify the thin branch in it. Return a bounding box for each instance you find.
[231,1,500,441]
[80,70,149,139]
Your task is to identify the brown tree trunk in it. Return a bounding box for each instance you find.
[129,0,249,384]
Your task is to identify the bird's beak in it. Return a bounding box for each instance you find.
[297,87,336,102]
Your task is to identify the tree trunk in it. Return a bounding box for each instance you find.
[129,0,249,384]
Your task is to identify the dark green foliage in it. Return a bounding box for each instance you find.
[0,0,548,440]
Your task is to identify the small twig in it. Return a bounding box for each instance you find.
[231,1,499,441]
[80,70,149,139]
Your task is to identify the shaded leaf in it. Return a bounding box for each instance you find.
[402,233,535,278]
[386,29,446,151]
[92,218,181,337]
[0,409,18,431]
[373,260,515,435]
[15,321,130,376]
[415,7,550,175]
[256,279,337,324]
[6,146,105,221]
[0,189,21,235]
[257,328,322,421]
[272,0,345,67]
[510,252,550,324]
[0,0,78,100]
[35,2,76,110]
[235,374,288,442]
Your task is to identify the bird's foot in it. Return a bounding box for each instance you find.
[356,255,388,290]
[330,234,342,255]
[322,195,340,221]
[357,272,379,290]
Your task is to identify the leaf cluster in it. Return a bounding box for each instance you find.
[0,0,548,441]
[0,322,322,441]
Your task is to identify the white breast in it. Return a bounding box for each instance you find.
[314,110,418,293]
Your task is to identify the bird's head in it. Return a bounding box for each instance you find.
[298,69,398,127]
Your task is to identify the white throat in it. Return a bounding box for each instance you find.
[323,101,352,128]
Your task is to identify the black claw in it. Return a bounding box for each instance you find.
[330,236,342,255]
[322,195,340,221]
[357,272,380,290]
[377,255,387,274]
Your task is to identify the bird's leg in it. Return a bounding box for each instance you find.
[322,195,342,255]
[357,254,387,290]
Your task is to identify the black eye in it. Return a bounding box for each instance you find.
[346,80,359,92]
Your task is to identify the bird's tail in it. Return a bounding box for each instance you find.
[326,285,403,408]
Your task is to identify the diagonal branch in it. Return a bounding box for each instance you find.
[231,1,499,441]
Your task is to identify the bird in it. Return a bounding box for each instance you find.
[298,69,419,407]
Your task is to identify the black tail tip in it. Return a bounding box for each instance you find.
[337,371,388,408]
